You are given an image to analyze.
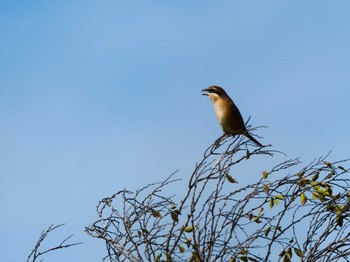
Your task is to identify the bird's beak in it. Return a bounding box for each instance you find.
[201,88,209,96]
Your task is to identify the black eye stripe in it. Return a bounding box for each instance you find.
[209,89,220,95]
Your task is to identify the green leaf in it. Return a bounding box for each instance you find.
[269,198,274,209]
[311,172,319,181]
[294,248,304,257]
[337,215,344,227]
[264,226,271,236]
[238,256,248,262]
[338,166,346,171]
[178,245,185,254]
[171,211,179,222]
[296,172,304,178]
[326,185,333,196]
[189,252,200,262]
[247,213,253,220]
[279,249,286,257]
[166,253,172,261]
[154,253,162,262]
[226,174,238,183]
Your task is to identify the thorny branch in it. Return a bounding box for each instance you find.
[85,128,350,262]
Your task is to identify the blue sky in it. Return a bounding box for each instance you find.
[1,1,349,261]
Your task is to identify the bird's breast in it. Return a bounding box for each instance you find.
[213,99,245,134]
[213,101,227,126]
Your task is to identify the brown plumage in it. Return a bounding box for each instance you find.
[202,85,263,147]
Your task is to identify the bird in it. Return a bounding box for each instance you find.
[202,85,263,147]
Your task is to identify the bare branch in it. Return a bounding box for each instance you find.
[27,224,83,262]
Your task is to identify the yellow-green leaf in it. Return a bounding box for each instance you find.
[300,192,307,205]
[316,188,327,195]
[184,226,194,233]
[324,161,332,167]
[319,181,327,187]
[185,237,192,248]
[262,171,269,179]
[299,177,309,187]
[325,171,335,179]
[253,216,262,223]
[264,184,269,194]
[270,198,274,209]
[275,194,284,200]
[312,191,320,198]
[283,255,290,262]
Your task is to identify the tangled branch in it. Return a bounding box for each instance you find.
[86,132,350,262]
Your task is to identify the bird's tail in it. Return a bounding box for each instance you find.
[244,133,263,147]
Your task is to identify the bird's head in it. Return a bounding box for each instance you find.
[201,86,228,103]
